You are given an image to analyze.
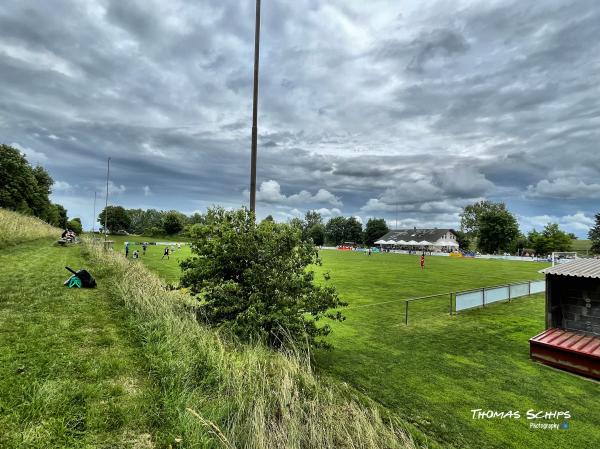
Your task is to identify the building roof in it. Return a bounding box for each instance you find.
[540,258,600,279]
[379,228,455,243]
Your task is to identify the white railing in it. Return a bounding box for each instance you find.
[455,280,545,312]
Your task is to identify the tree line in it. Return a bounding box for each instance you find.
[0,144,81,232]
[459,200,600,256]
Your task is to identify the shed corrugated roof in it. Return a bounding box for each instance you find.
[540,258,600,279]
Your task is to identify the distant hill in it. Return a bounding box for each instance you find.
[571,239,592,254]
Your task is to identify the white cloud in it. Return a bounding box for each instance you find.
[53,180,73,192]
[250,180,343,207]
[11,142,48,163]
[526,178,600,199]
[143,185,152,196]
[97,181,126,196]
[315,207,342,218]
[519,212,594,233]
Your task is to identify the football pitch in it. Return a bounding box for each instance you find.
[312,250,599,449]
[128,242,599,449]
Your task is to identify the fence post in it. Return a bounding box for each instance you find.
[528,281,531,296]
[405,301,408,325]
[508,283,512,302]
[482,288,485,307]
[449,292,453,315]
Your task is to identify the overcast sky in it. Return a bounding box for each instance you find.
[1,0,599,236]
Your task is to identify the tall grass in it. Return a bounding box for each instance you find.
[81,238,424,449]
[0,208,60,248]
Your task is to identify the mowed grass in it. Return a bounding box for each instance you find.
[0,239,163,448]
[312,250,600,449]
[91,234,192,285]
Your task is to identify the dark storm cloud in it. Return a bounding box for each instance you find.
[0,0,599,235]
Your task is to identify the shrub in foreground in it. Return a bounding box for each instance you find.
[180,207,347,350]
[81,238,421,449]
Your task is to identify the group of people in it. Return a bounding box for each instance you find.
[125,241,148,258]
[124,242,182,260]
[60,229,77,243]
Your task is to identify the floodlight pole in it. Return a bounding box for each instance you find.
[249,0,261,213]
[92,191,97,233]
[104,157,110,242]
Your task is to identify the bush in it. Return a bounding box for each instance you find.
[163,211,185,235]
[67,217,83,234]
[80,237,418,449]
[180,207,347,350]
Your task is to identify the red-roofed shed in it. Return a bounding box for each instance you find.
[529,259,600,379]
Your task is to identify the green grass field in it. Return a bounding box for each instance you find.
[136,247,600,449]
[312,250,599,449]
[0,239,165,448]
[95,235,192,285]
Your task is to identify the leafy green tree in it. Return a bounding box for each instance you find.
[543,223,572,253]
[460,201,520,253]
[180,207,346,350]
[345,217,363,243]
[98,206,131,233]
[304,210,322,229]
[364,218,389,246]
[528,223,572,255]
[188,212,205,225]
[589,213,600,254]
[454,230,471,251]
[507,232,528,255]
[163,210,185,235]
[0,144,37,214]
[476,207,520,254]
[325,216,347,245]
[306,223,326,246]
[67,217,83,234]
[52,204,68,228]
[0,144,64,223]
[302,210,325,244]
[460,201,507,237]
[568,233,578,240]
[126,208,147,234]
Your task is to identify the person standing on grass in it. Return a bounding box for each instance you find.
[420,252,425,269]
[125,242,129,258]
[161,246,169,260]
[142,242,147,256]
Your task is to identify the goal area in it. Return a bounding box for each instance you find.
[551,252,578,267]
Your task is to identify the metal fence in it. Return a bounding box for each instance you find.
[454,280,545,312]
[395,279,546,324]
[346,279,546,325]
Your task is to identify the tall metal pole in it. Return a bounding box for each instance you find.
[249,0,261,213]
[92,191,97,233]
[104,157,110,242]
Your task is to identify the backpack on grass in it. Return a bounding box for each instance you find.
[64,266,97,288]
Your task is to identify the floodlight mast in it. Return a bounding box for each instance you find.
[104,157,110,242]
[92,191,97,233]
[249,0,261,214]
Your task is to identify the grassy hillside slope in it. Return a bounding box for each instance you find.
[81,239,427,449]
[0,208,60,248]
[0,212,429,448]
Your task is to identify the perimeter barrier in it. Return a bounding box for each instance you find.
[454,280,545,312]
